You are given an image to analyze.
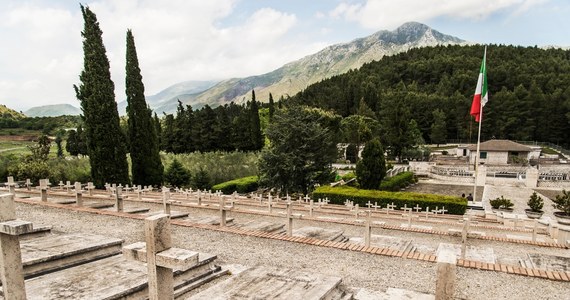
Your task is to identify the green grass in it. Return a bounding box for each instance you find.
[541,147,560,156]
[0,128,41,136]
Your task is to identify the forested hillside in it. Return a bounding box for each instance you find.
[289,45,570,148]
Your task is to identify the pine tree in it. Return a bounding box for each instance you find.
[356,138,386,190]
[164,159,190,188]
[125,29,164,186]
[74,5,129,187]
[250,90,263,150]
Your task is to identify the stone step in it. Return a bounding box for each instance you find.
[293,226,346,242]
[19,233,123,279]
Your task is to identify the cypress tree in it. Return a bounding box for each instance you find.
[74,5,129,187]
[66,130,78,156]
[250,90,263,150]
[356,138,386,190]
[268,93,275,121]
[125,29,164,186]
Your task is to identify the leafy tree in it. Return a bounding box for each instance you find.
[259,105,340,194]
[164,159,190,187]
[430,109,447,146]
[74,5,129,187]
[345,143,358,163]
[125,29,163,186]
[28,135,51,160]
[356,138,386,190]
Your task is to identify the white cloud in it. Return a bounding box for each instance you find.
[329,0,546,29]
[0,0,322,111]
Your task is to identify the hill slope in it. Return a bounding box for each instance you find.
[162,22,465,112]
[24,104,81,117]
[0,104,26,119]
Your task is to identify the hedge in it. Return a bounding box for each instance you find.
[380,171,416,191]
[312,185,467,215]
[212,176,259,194]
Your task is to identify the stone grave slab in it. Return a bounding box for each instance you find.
[188,265,342,300]
[293,226,347,242]
[236,221,285,233]
[316,216,343,222]
[349,234,415,252]
[55,199,76,205]
[525,253,570,272]
[436,243,496,264]
[8,252,223,299]
[20,233,122,278]
[144,210,189,219]
[102,206,150,214]
[184,215,234,225]
[355,287,434,300]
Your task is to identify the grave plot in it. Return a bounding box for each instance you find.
[183,215,235,226]
[293,226,348,242]
[234,220,285,234]
[349,234,418,253]
[188,265,352,300]
[520,253,570,272]
[20,232,122,278]
[436,243,496,264]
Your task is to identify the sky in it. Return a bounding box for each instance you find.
[1,0,569,112]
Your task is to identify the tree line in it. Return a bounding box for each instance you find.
[159,91,265,154]
[289,44,570,149]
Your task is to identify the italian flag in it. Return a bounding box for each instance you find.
[470,47,488,122]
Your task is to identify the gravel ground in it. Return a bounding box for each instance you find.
[15,199,570,300]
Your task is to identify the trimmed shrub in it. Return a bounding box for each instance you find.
[212,176,259,194]
[380,171,416,191]
[312,185,467,215]
[489,196,514,209]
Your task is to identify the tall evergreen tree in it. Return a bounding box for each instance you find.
[125,29,164,186]
[66,130,79,156]
[356,138,386,190]
[268,93,275,122]
[74,5,129,187]
[250,90,263,150]
[430,109,447,147]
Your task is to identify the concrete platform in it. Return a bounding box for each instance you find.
[355,287,434,300]
[145,210,189,219]
[184,216,235,225]
[188,266,344,300]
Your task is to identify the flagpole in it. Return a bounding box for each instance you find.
[472,46,487,204]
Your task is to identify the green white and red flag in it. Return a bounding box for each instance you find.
[470,48,488,122]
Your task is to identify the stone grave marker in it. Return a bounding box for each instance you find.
[25,178,32,191]
[38,179,49,202]
[219,196,233,227]
[58,180,65,190]
[115,186,124,212]
[364,210,372,247]
[435,245,457,300]
[65,180,73,193]
[0,193,34,299]
[5,176,16,194]
[86,182,95,196]
[74,181,83,206]
[123,214,199,299]
[162,187,171,215]
[371,202,381,211]
[413,204,422,213]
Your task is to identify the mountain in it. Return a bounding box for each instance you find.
[0,104,26,119]
[24,104,81,117]
[163,22,465,112]
[118,80,219,115]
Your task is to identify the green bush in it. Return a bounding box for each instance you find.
[380,171,416,191]
[312,185,467,215]
[489,196,514,209]
[212,176,259,194]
